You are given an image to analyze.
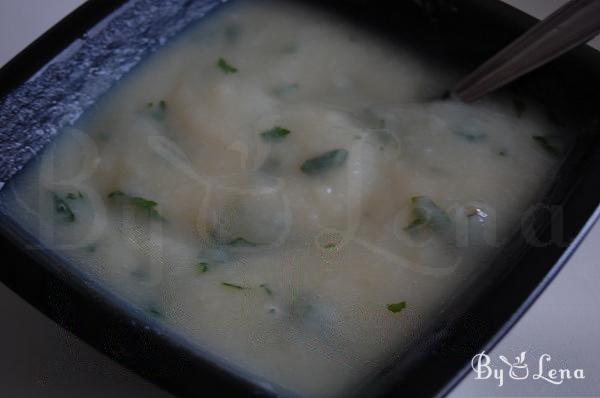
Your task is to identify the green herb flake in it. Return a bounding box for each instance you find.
[323,242,337,249]
[512,98,526,118]
[261,126,291,142]
[66,192,84,200]
[532,135,561,157]
[146,100,167,121]
[404,217,427,232]
[108,191,162,220]
[228,237,258,247]
[130,197,160,218]
[146,306,163,317]
[108,191,125,199]
[387,301,407,314]
[405,196,451,234]
[53,194,75,223]
[222,282,247,290]
[454,130,487,142]
[300,149,349,176]
[217,58,238,74]
[260,283,273,296]
[196,262,209,273]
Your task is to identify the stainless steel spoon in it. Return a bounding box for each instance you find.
[454,0,600,102]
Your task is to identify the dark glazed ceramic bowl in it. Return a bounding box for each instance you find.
[1,0,600,397]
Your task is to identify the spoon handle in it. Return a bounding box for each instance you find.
[454,0,600,102]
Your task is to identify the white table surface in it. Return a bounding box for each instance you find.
[0,1,598,397]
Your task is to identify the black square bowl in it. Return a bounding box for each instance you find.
[1,0,599,397]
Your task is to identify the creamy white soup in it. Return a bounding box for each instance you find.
[2,0,566,396]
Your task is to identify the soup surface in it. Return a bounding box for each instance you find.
[2,0,566,396]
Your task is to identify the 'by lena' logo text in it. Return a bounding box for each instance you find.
[471,351,585,387]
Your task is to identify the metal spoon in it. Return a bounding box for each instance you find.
[454,0,600,102]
